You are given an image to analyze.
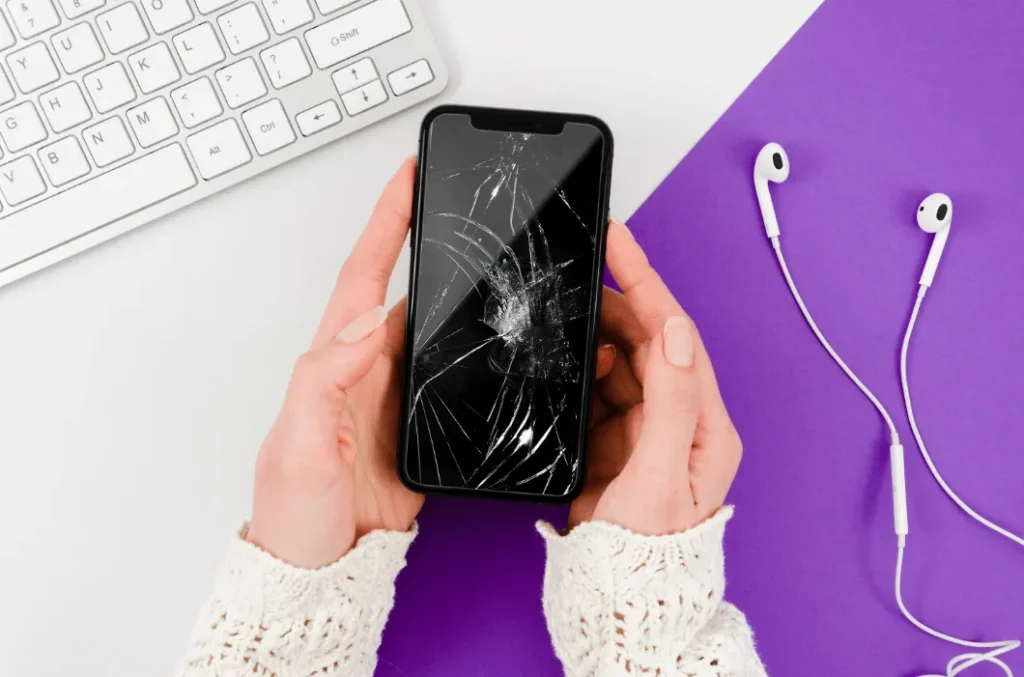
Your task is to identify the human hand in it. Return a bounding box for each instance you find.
[571,221,743,535]
[246,158,424,569]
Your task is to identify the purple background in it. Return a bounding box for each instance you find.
[379,1,1024,674]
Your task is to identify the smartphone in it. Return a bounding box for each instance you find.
[397,105,613,502]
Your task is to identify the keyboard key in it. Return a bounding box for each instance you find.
[312,0,356,15]
[82,116,134,166]
[304,0,411,70]
[0,101,47,151]
[218,3,268,55]
[97,3,149,54]
[39,81,91,131]
[55,0,104,20]
[38,135,90,186]
[171,77,221,128]
[0,155,46,204]
[0,68,16,104]
[340,78,385,116]
[388,58,431,96]
[172,23,224,74]
[142,0,193,35]
[51,23,104,74]
[7,42,59,93]
[126,96,178,147]
[0,12,17,50]
[295,99,339,136]
[261,0,312,34]
[128,42,180,93]
[330,57,375,95]
[0,145,197,273]
[241,98,292,154]
[186,118,250,179]
[194,0,234,14]
[215,57,265,108]
[83,62,136,113]
[260,38,309,88]
[7,0,60,39]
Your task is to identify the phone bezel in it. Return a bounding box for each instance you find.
[397,104,614,504]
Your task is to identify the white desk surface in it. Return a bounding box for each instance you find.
[0,1,822,673]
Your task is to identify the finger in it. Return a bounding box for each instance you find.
[599,286,647,349]
[383,297,408,359]
[586,406,643,481]
[590,396,611,428]
[606,220,731,430]
[628,316,700,474]
[594,343,615,380]
[599,287,651,380]
[596,345,643,412]
[314,157,416,345]
[289,307,389,415]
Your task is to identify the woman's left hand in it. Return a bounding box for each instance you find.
[246,158,423,569]
[573,221,743,535]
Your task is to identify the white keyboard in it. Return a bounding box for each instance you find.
[0,0,447,287]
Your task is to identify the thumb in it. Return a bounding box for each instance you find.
[288,306,389,412]
[628,316,701,476]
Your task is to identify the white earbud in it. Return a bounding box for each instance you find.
[916,193,952,288]
[754,143,789,239]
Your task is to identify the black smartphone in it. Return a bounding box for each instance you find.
[397,105,613,503]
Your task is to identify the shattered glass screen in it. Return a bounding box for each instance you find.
[404,113,606,496]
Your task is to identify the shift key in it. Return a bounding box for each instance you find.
[304,0,413,70]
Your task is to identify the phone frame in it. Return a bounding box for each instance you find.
[397,104,614,504]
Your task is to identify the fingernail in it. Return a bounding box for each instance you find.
[662,316,694,367]
[336,306,387,344]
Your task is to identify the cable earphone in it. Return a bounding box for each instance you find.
[754,143,1022,677]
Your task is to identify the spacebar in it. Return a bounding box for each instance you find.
[0,144,197,273]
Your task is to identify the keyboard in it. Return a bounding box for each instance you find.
[0,0,447,287]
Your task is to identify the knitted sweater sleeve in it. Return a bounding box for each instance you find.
[537,507,768,676]
[174,524,415,677]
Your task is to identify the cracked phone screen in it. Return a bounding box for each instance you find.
[403,112,607,497]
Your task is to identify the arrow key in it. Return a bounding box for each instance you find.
[331,57,377,96]
[387,59,433,96]
[296,99,340,136]
[340,79,386,116]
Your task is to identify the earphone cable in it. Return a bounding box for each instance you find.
[900,286,1024,548]
[896,540,1019,677]
[774,237,1020,676]
[771,237,900,444]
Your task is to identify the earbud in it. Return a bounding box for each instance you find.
[915,193,952,288]
[754,143,789,239]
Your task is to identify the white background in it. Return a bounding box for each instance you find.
[0,1,822,674]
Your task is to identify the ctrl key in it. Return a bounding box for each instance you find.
[186,119,252,180]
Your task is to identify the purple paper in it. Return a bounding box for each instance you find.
[379,1,1024,674]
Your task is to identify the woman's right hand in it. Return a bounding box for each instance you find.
[246,159,423,569]
[571,220,743,535]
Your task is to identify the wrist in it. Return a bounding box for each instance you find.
[247,497,356,569]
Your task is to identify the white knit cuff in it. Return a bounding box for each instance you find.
[175,524,416,677]
[537,507,734,676]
